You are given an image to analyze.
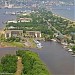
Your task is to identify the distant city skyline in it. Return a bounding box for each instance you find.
[0,0,74,7]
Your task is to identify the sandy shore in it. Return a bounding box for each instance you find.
[53,13,75,22]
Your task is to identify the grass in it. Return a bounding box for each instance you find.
[28,38,37,48]
[1,42,24,48]
[10,42,24,47]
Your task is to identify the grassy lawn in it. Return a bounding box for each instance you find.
[28,38,37,48]
[0,39,37,48]
[1,42,24,48]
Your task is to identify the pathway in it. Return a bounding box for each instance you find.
[15,57,23,75]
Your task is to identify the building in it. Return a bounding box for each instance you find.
[5,30,23,39]
[7,20,17,23]
[26,31,41,38]
[17,18,32,22]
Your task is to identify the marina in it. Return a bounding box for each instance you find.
[34,40,43,48]
[0,5,75,75]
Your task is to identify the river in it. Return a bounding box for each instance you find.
[0,41,75,75]
[0,7,75,75]
[51,5,75,21]
[0,8,31,29]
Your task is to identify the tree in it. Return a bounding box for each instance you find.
[0,64,3,72]
[1,54,17,73]
[72,46,75,53]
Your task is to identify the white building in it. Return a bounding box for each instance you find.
[5,30,23,39]
[26,31,41,38]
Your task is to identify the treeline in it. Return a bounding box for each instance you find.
[6,22,53,35]
[16,50,50,75]
[0,54,17,74]
[0,50,50,75]
[6,10,54,35]
[72,46,75,54]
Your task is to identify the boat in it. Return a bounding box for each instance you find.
[51,39,56,42]
[72,54,75,57]
[68,48,72,52]
[37,44,43,48]
[61,42,68,46]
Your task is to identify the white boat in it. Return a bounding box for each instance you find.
[68,48,72,52]
[34,40,43,48]
[51,39,56,42]
[37,44,43,48]
[61,42,68,46]
[72,54,75,57]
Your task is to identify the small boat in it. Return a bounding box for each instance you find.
[70,52,74,55]
[34,40,43,48]
[68,48,72,52]
[72,54,75,57]
[51,39,56,42]
[61,42,68,46]
[37,44,43,48]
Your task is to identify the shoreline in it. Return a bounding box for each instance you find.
[0,41,74,75]
[53,13,75,22]
[0,9,74,49]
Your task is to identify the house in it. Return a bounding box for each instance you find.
[7,20,17,23]
[8,26,16,29]
[26,31,41,38]
[17,18,32,22]
[5,30,23,39]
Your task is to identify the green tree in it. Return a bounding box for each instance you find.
[72,46,75,53]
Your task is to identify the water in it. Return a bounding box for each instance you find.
[0,8,31,29]
[51,5,75,21]
[0,41,74,75]
[0,5,75,28]
[0,6,75,75]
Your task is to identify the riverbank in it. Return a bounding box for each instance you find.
[51,38,75,56]
[0,7,75,49]
[0,41,36,49]
[0,41,74,75]
[53,13,75,22]
[51,5,75,22]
